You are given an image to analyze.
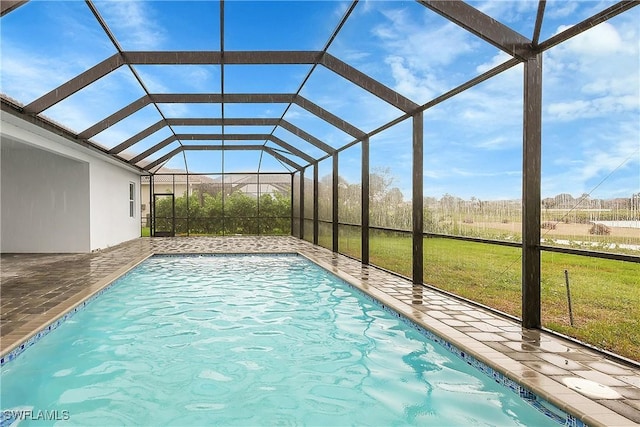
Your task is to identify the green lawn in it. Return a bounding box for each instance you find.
[541,251,640,359]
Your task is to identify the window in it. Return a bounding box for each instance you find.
[129,182,135,218]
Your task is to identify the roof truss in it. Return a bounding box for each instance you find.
[77,93,364,142]
[24,51,417,116]
[15,87,360,171]
[2,0,636,176]
[130,133,316,165]
[144,144,302,172]
[110,118,326,168]
[0,0,28,16]
[418,1,532,59]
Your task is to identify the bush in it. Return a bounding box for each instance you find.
[589,223,611,235]
[153,191,291,235]
[541,221,557,230]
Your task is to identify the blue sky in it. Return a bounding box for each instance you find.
[1,0,638,201]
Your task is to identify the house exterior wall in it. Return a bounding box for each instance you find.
[0,112,142,253]
[89,160,141,251]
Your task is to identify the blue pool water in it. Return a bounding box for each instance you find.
[1,255,559,426]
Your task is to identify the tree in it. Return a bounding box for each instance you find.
[369,168,411,230]
[370,167,396,202]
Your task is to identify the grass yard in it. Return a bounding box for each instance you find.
[541,252,640,359]
[343,233,639,361]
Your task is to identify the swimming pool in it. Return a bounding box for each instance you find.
[2,254,562,425]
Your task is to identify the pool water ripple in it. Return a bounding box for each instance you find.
[1,255,559,426]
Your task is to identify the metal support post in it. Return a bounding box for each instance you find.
[313,162,319,245]
[522,53,542,329]
[412,112,424,286]
[361,137,370,265]
[300,169,305,240]
[332,152,339,252]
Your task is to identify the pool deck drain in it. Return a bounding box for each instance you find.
[1,236,639,426]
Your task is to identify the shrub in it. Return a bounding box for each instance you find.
[589,223,611,235]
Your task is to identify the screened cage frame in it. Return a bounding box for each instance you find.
[1,0,638,333]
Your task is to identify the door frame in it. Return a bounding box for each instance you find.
[152,193,175,237]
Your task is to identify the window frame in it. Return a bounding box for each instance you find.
[129,182,135,218]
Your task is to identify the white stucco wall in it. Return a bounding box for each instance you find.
[0,112,142,253]
[89,160,141,251]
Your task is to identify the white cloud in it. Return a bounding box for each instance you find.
[31,68,139,134]
[0,48,65,102]
[281,109,301,122]
[475,136,513,151]
[432,66,523,138]
[1,38,116,104]
[555,22,625,56]
[156,103,188,117]
[93,106,163,148]
[337,49,372,63]
[96,1,166,50]
[301,65,401,131]
[547,95,638,122]
[134,66,217,93]
[184,67,214,90]
[545,1,579,20]
[385,56,438,101]
[39,103,97,136]
[361,3,516,108]
[544,18,639,123]
[547,21,637,72]
[373,8,477,70]
[475,51,513,74]
[474,0,538,33]
[95,127,139,148]
[423,170,444,179]
[580,129,640,181]
[546,100,591,121]
[331,1,350,20]
[135,69,170,94]
[582,78,631,97]
[358,0,377,15]
[543,115,640,197]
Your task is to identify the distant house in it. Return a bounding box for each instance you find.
[140,169,216,216]
[140,170,291,220]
